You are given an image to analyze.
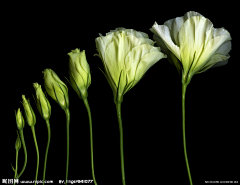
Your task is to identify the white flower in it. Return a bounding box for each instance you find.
[95,27,167,104]
[150,11,232,85]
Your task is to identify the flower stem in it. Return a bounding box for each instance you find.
[31,126,39,185]
[65,108,70,184]
[43,119,51,185]
[14,150,19,180]
[17,130,27,178]
[116,102,126,185]
[182,83,193,185]
[83,98,98,185]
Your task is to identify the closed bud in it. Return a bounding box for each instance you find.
[15,131,21,151]
[68,48,91,99]
[15,108,25,130]
[42,69,69,110]
[33,83,51,120]
[22,95,36,127]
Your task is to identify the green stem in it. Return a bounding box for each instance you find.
[14,150,19,180]
[65,108,70,185]
[43,119,51,185]
[116,102,126,185]
[31,126,39,185]
[83,98,98,185]
[182,83,193,185]
[17,130,27,179]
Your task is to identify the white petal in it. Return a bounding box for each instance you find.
[152,22,180,60]
[178,16,213,74]
[95,34,114,62]
[214,40,231,56]
[196,54,230,74]
[164,17,184,46]
[125,44,155,83]
[183,11,204,20]
[193,34,231,72]
[133,51,167,87]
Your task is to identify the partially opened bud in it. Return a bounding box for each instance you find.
[22,95,36,127]
[33,83,51,120]
[15,131,21,151]
[15,108,25,130]
[68,48,91,99]
[42,69,69,110]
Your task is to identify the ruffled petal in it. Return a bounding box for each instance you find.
[125,44,155,83]
[95,34,114,62]
[152,22,181,60]
[178,16,213,74]
[133,51,167,87]
[192,33,231,73]
[196,54,230,74]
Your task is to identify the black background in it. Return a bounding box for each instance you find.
[1,3,239,185]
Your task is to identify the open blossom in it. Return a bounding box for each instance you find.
[95,27,167,103]
[150,11,232,85]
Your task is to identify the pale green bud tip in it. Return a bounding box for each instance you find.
[33,82,40,91]
[16,108,25,130]
[67,48,80,56]
[15,131,21,150]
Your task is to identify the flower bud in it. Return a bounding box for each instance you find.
[68,48,91,99]
[15,108,25,130]
[15,131,21,151]
[42,69,69,110]
[33,83,51,120]
[22,95,36,127]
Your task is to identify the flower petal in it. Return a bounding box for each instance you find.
[192,33,231,73]
[178,16,213,74]
[152,22,180,60]
[196,54,230,74]
[125,44,156,83]
[133,51,167,87]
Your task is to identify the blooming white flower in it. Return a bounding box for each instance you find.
[150,11,232,85]
[95,27,167,104]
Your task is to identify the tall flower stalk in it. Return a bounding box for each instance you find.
[14,108,27,179]
[67,48,98,185]
[33,83,51,184]
[150,11,232,184]
[21,95,38,185]
[95,28,166,184]
[42,69,70,184]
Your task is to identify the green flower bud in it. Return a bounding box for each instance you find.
[42,69,69,110]
[22,95,36,127]
[33,83,51,120]
[68,48,91,99]
[15,108,25,130]
[15,131,21,151]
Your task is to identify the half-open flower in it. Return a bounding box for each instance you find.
[33,83,51,120]
[42,69,69,110]
[95,27,167,104]
[68,48,91,99]
[150,11,232,85]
